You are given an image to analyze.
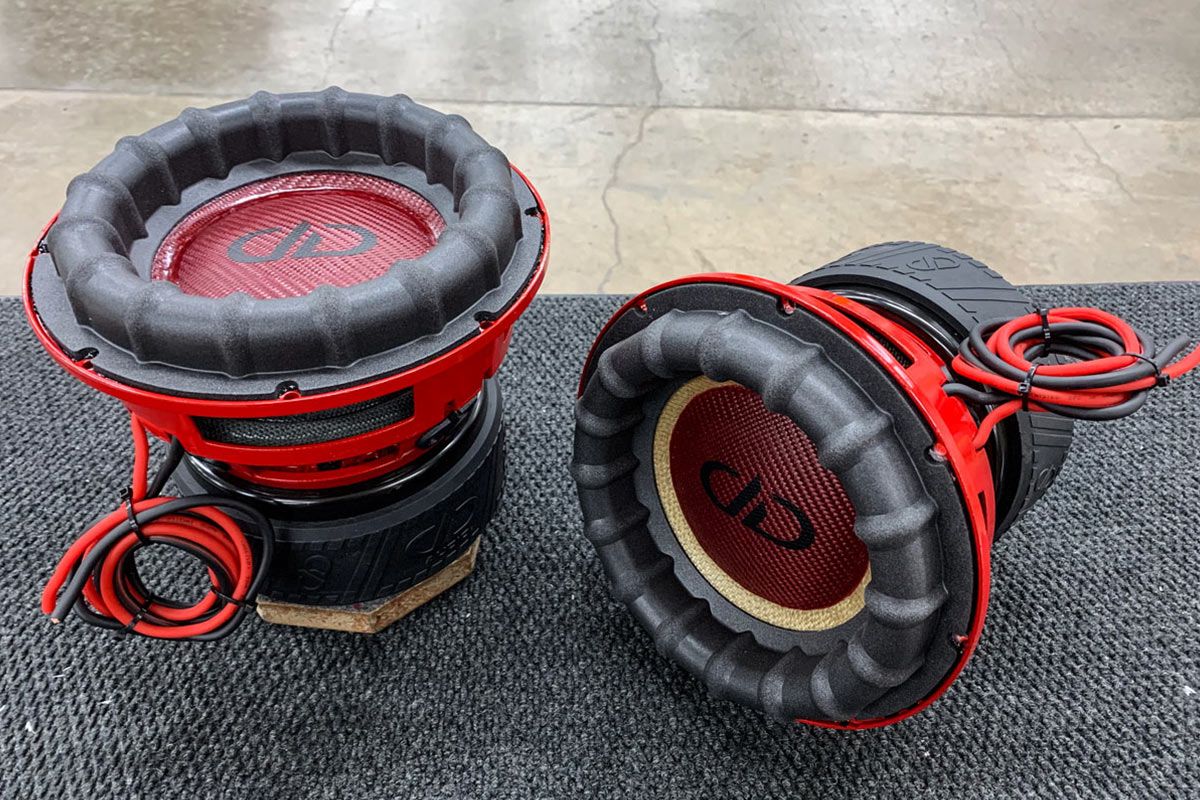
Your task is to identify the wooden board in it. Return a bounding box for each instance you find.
[255,538,481,634]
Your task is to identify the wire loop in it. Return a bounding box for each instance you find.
[41,418,275,641]
[944,306,1199,449]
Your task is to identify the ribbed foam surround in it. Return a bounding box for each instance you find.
[32,88,544,394]
[572,242,1082,726]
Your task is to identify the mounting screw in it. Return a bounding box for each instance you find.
[72,347,99,366]
[275,380,301,398]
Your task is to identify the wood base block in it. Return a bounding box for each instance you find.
[255,538,481,634]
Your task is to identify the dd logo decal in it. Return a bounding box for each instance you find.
[227,220,378,264]
[700,460,815,550]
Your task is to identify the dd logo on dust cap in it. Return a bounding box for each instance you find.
[27,88,548,640]
[699,457,818,551]
[661,379,867,631]
[572,242,1199,728]
[225,220,379,265]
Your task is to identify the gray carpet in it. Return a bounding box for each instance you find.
[1,285,1197,799]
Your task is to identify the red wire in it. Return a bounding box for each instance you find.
[951,307,1200,449]
[40,416,257,639]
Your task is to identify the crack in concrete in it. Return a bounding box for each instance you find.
[568,0,623,35]
[693,248,718,273]
[992,34,1032,89]
[597,106,656,293]
[321,0,364,86]
[645,0,666,104]
[596,0,664,292]
[1070,122,1137,203]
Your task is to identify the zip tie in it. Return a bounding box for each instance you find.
[1121,352,1170,387]
[119,606,148,637]
[1036,307,1053,347]
[1018,364,1039,410]
[120,488,150,545]
[212,588,254,610]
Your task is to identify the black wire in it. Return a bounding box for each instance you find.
[146,438,184,499]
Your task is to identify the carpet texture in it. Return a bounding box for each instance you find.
[1,285,1197,799]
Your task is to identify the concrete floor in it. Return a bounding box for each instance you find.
[0,0,1197,295]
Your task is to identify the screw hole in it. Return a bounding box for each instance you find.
[524,206,540,217]
[778,298,795,316]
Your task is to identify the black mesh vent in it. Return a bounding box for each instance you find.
[855,320,914,368]
[195,388,415,446]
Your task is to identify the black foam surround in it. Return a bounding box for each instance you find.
[41,89,530,378]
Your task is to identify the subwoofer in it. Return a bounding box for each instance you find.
[28,88,548,638]
[572,241,1197,727]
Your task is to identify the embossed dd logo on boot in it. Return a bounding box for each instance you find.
[404,497,480,568]
[227,221,378,264]
[297,554,332,592]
